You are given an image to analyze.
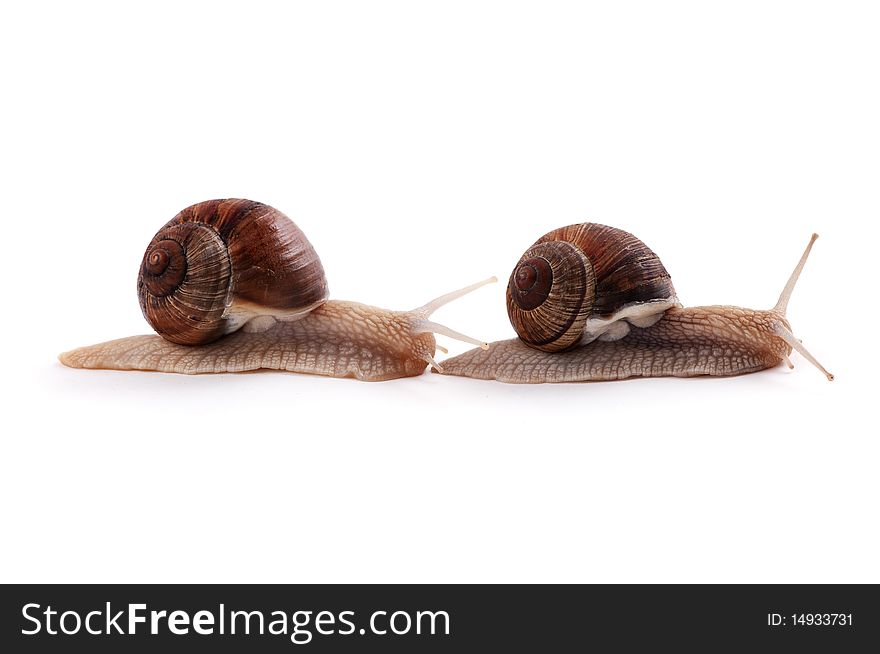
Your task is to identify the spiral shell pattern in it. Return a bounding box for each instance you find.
[137,199,328,345]
[507,241,595,352]
[506,223,677,352]
[138,223,232,344]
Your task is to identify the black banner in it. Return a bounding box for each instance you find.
[1,584,876,652]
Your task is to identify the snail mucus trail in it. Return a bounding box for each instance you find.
[59,199,494,381]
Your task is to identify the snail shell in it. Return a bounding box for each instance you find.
[507,223,679,352]
[137,199,328,345]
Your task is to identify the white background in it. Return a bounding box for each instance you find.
[1,1,877,583]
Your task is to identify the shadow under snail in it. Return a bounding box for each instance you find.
[436,223,834,383]
[59,199,495,381]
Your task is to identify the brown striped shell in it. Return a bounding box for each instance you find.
[507,223,678,352]
[137,199,328,345]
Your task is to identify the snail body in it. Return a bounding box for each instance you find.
[439,224,833,383]
[62,300,440,381]
[60,199,493,381]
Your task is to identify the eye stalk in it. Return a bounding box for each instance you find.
[769,234,833,381]
[410,276,498,366]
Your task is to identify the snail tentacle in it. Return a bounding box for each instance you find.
[409,276,497,351]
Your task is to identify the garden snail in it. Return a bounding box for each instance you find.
[59,199,494,381]
[437,223,834,383]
